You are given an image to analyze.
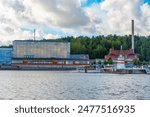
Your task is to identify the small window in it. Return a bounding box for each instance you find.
[24,55,34,58]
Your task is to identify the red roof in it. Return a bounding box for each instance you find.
[105,49,138,61]
[110,49,134,56]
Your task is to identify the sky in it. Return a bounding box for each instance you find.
[145,0,150,3]
[0,0,150,45]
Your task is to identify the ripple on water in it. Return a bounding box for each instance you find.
[0,71,150,100]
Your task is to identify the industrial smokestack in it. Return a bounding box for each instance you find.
[33,29,36,41]
[131,20,134,52]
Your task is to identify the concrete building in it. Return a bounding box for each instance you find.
[13,40,70,58]
[0,48,12,65]
[12,40,89,69]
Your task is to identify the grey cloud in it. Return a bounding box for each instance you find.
[12,0,25,12]
[1,0,150,43]
[2,0,25,12]
[92,18,102,24]
[83,25,96,34]
[96,0,150,35]
[0,15,11,24]
[4,27,15,34]
[35,0,90,27]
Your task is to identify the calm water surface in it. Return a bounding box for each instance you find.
[0,71,150,100]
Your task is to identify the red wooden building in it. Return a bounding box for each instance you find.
[105,49,138,62]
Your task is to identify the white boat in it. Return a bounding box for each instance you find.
[145,66,150,74]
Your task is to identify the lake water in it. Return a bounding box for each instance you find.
[0,71,150,100]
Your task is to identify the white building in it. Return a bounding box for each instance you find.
[116,54,126,69]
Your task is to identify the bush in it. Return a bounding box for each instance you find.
[104,60,108,65]
[98,60,101,65]
[108,58,113,64]
[133,59,140,65]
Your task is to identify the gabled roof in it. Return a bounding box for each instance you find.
[110,49,134,56]
[105,48,138,61]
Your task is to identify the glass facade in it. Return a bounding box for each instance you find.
[0,48,12,65]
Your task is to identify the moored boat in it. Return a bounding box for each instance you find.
[145,66,150,74]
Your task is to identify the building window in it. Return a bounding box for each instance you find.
[24,55,34,58]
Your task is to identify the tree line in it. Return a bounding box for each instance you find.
[0,35,150,62]
[59,35,150,62]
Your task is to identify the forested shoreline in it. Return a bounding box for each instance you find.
[60,35,150,62]
[1,35,150,62]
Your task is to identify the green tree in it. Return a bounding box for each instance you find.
[108,58,113,64]
[42,35,150,62]
[104,60,108,65]
[98,60,101,65]
[133,59,140,65]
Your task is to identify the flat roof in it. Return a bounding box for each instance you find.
[12,57,89,61]
[13,40,70,43]
[0,48,13,50]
